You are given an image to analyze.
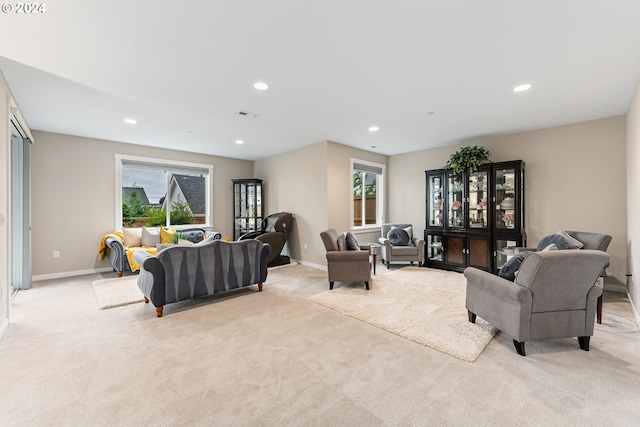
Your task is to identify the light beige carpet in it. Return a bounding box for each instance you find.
[309,266,497,362]
[92,276,145,309]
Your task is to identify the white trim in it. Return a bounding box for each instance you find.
[350,158,386,229]
[294,259,327,271]
[9,97,34,143]
[32,267,114,282]
[0,318,8,341]
[115,154,214,230]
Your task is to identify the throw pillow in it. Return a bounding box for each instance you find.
[540,243,557,252]
[122,227,142,247]
[156,243,175,252]
[387,228,410,246]
[536,234,570,251]
[499,251,532,281]
[141,227,161,247]
[345,232,361,251]
[160,226,176,244]
[556,230,584,249]
[337,233,347,251]
[392,225,414,246]
[178,239,194,246]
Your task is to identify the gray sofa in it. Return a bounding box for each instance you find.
[133,239,270,317]
[104,227,221,276]
[465,250,610,356]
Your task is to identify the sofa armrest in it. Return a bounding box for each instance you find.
[464,267,532,304]
[134,251,166,307]
[326,250,370,262]
[105,237,125,273]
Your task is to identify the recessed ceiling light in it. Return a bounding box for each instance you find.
[235,140,244,145]
[513,84,532,92]
[254,82,269,91]
[369,126,380,132]
[427,111,435,115]
[124,118,137,125]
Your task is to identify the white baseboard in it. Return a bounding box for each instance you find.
[628,290,640,330]
[292,259,326,271]
[32,267,114,282]
[0,318,8,341]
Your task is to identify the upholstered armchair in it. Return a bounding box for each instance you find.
[378,223,425,269]
[465,250,610,356]
[320,229,371,290]
[514,230,612,324]
[239,212,293,266]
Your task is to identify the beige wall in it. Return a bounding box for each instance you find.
[389,116,627,286]
[254,141,387,267]
[0,71,9,331]
[627,79,640,321]
[30,131,252,278]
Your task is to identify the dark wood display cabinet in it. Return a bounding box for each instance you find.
[424,160,526,273]
[232,179,263,241]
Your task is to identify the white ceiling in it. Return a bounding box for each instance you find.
[1,1,640,161]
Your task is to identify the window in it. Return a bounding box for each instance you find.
[351,159,385,228]
[115,154,213,229]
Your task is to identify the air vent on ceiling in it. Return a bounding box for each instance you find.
[237,110,258,118]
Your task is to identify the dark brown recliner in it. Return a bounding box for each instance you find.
[320,229,371,290]
[239,212,293,266]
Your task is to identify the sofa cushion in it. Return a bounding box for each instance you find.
[499,251,532,281]
[123,227,142,247]
[387,228,410,246]
[141,227,161,247]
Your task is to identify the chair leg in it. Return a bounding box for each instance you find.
[468,311,476,323]
[156,306,164,318]
[578,336,590,351]
[597,294,603,324]
[364,281,369,290]
[513,340,526,356]
[329,281,334,290]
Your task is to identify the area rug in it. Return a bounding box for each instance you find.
[309,267,497,362]
[92,276,145,309]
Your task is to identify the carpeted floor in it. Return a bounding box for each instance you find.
[310,267,497,361]
[1,264,639,426]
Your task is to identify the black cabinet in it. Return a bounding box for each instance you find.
[424,160,526,273]
[232,179,263,240]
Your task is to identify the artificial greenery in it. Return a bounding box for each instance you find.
[444,145,491,173]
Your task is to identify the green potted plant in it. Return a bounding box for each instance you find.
[444,145,491,173]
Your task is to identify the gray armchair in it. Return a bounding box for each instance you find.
[378,223,425,269]
[320,229,371,290]
[515,230,612,324]
[465,250,610,356]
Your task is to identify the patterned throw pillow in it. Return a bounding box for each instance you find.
[160,226,176,244]
[345,232,361,251]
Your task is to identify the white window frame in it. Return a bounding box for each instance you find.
[115,154,214,230]
[350,158,386,230]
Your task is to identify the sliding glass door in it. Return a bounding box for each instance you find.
[10,122,31,295]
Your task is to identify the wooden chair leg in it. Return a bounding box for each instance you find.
[329,281,334,290]
[364,281,369,290]
[258,283,263,292]
[118,271,123,278]
[597,294,603,324]
[513,340,526,356]
[156,306,163,318]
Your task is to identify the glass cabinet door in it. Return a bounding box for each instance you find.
[494,238,518,272]
[447,172,465,229]
[467,169,489,230]
[425,233,444,264]
[427,172,444,227]
[494,166,517,231]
